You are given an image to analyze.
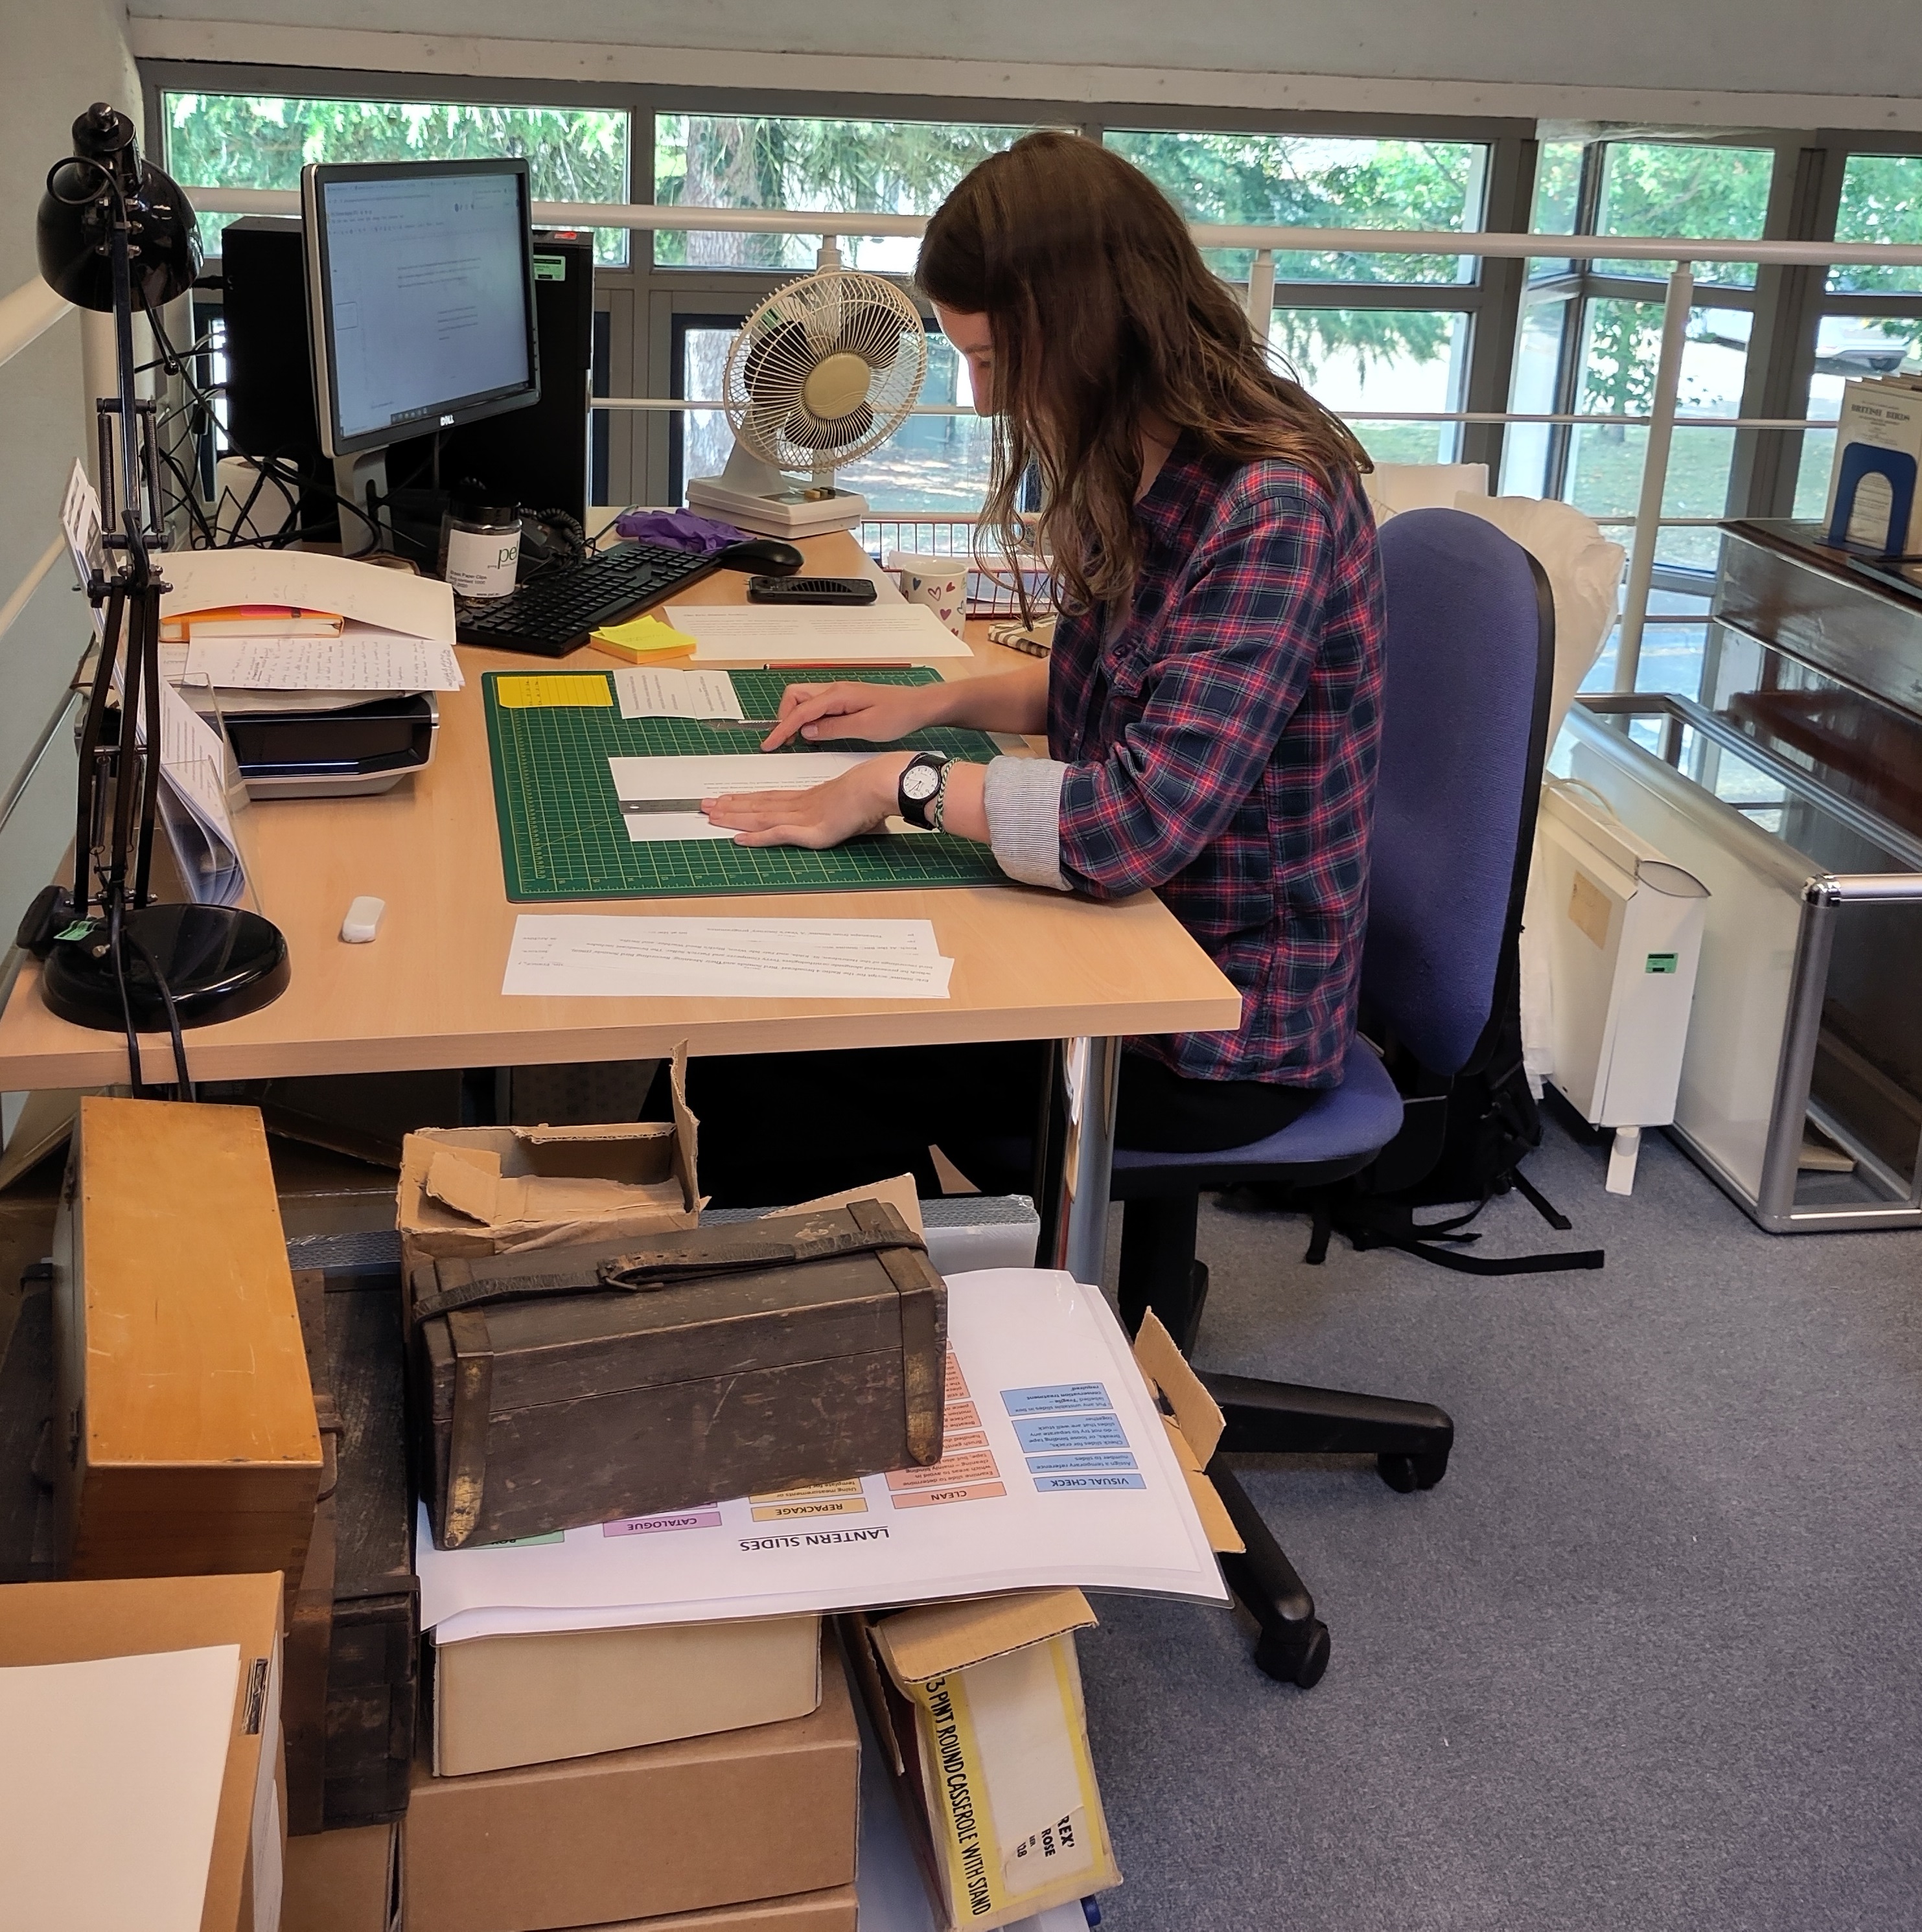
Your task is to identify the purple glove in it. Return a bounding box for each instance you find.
[614,508,750,553]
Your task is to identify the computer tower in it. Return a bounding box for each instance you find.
[388,230,595,524]
[218,218,328,527]
[219,222,594,533]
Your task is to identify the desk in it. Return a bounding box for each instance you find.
[0,533,1238,1280]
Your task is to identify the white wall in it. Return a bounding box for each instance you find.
[128,0,1922,131]
[0,0,144,937]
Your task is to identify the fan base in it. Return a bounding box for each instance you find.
[687,476,869,538]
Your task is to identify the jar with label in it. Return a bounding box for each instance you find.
[441,495,522,599]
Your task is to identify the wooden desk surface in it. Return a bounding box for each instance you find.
[0,533,1239,1088]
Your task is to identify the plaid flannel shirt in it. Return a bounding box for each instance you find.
[1048,439,1384,1085]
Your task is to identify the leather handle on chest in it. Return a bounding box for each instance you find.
[411,1201,927,1318]
[442,1306,494,1549]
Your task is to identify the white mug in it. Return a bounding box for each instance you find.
[886,551,969,638]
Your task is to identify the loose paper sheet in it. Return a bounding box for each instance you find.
[136,681,248,906]
[612,667,747,721]
[60,459,106,639]
[662,602,973,663]
[606,750,875,842]
[183,629,463,693]
[417,1269,1227,1640]
[0,1642,240,1932]
[502,913,953,1000]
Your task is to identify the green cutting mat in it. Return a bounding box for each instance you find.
[483,667,1009,902]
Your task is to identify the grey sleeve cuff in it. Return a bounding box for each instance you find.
[982,755,1070,891]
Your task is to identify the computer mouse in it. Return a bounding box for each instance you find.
[714,537,805,577]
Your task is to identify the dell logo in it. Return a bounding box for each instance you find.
[440,413,454,426]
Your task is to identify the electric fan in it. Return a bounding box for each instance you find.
[687,259,929,537]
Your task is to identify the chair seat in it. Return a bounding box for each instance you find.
[1112,1035,1403,1176]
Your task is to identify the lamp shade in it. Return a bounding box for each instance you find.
[38,103,202,314]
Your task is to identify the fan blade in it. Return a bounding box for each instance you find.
[785,400,875,454]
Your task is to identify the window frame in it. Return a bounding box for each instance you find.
[144,62,1542,505]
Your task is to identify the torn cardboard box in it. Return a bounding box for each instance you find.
[845,1589,1120,1932]
[399,1050,698,1265]
[1131,1311,1244,1558]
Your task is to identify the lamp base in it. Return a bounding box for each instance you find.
[41,902,290,1031]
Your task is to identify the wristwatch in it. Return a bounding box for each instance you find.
[896,752,951,831]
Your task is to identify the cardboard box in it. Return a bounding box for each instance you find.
[833,1312,1235,1932]
[581,1889,857,1931]
[405,1634,859,1932]
[53,1096,323,1581]
[0,1571,286,1932]
[433,1613,823,1776]
[283,1822,399,1932]
[399,1050,697,1265]
[847,1591,1120,1932]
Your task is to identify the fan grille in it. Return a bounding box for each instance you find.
[724,270,929,473]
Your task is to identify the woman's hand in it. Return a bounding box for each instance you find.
[758,680,947,750]
[702,754,911,849]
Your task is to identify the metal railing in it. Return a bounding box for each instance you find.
[10,190,1922,696]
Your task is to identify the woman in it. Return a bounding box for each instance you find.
[681,132,1384,1208]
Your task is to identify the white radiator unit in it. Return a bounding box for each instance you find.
[1536,779,1709,1194]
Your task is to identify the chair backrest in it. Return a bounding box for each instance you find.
[1361,507,1555,1077]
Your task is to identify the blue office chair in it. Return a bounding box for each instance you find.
[1109,507,1556,1688]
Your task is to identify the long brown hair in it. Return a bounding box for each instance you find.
[918,132,1370,612]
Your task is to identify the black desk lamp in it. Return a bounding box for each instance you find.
[20,104,287,1087]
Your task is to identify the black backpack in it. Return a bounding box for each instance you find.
[1300,935,1604,1276]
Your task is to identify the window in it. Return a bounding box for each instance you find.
[162,92,633,264]
[1503,139,1776,578]
[1829,154,1922,296]
[1796,154,1922,515]
[1108,132,1486,282]
[1112,133,1488,462]
[1272,308,1472,465]
[653,114,1034,272]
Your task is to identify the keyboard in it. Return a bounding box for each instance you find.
[454,540,724,656]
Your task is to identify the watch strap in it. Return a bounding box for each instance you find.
[897,752,950,831]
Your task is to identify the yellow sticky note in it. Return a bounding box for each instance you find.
[495,674,614,708]
[587,612,699,663]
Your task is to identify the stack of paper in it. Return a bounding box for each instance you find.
[503,914,954,1000]
[589,612,699,664]
[662,602,973,663]
[416,1269,1229,1641]
[607,750,877,842]
[0,1642,240,1932]
[158,547,463,707]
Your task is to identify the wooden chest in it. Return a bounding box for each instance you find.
[52,1097,322,1581]
[410,1200,944,1549]
[286,1266,417,1833]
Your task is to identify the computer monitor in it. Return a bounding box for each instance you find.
[301,156,540,464]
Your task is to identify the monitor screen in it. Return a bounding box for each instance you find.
[303,157,539,457]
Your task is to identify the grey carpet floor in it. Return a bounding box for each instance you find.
[1076,1112,1922,1932]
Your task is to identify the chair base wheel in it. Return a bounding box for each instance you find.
[1378,1449,1449,1493]
[1253,1616,1330,1688]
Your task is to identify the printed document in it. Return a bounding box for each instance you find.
[662,602,972,663]
[134,680,248,906]
[183,628,464,693]
[613,666,747,720]
[416,1269,1228,1641]
[606,750,875,842]
[0,1642,240,1932]
[503,913,953,1000]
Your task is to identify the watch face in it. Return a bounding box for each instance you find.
[901,763,941,801]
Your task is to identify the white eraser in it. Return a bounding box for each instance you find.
[340,896,386,944]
